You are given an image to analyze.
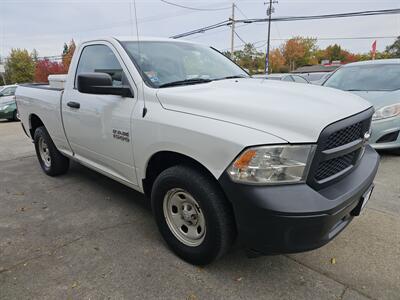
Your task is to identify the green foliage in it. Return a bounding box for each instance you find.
[229,36,400,74]
[5,49,35,84]
[385,36,400,58]
[325,44,344,61]
[31,49,39,62]
[233,43,265,74]
[62,39,76,72]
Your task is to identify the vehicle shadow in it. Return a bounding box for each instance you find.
[376,149,399,157]
[0,119,19,123]
[66,160,255,259]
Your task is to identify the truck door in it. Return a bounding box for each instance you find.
[62,43,138,186]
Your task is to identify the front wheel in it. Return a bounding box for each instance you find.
[151,165,236,265]
[34,126,69,176]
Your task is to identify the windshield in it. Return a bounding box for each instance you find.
[0,86,16,97]
[307,73,327,82]
[121,41,248,88]
[324,64,400,91]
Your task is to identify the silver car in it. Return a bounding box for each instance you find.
[323,59,400,153]
[253,73,310,84]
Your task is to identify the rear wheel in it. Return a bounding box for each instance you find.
[151,165,236,265]
[34,126,69,176]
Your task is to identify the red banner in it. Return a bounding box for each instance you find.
[371,40,377,60]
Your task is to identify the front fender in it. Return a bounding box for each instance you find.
[132,104,286,190]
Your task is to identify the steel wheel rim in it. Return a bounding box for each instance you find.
[163,188,206,247]
[38,137,51,168]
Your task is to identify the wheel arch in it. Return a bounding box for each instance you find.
[29,114,45,138]
[143,150,221,198]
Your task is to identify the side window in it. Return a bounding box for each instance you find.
[283,76,294,82]
[293,76,308,83]
[75,45,125,89]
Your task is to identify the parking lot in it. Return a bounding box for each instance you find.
[0,120,399,300]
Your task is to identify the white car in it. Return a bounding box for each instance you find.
[16,37,379,265]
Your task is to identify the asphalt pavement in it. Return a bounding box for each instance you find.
[0,120,399,300]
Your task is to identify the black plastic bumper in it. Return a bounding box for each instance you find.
[218,145,380,255]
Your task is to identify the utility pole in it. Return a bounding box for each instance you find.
[230,3,235,59]
[265,0,277,74]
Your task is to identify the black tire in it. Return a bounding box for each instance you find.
[33,126,69,176]
[151,165,236,265]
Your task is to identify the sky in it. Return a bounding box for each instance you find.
[0,0,399,59]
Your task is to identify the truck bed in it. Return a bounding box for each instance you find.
[20,83,64,91]
[16,84,69,153]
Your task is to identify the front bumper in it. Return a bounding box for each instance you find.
[219,145,380,255]
[369,117,400,150]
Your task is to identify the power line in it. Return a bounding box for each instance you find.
[184,23,250,40]
[171,8,400,39]
[234,30,247,45]
[160,0,230,11]
[237,8,400,24]
[172,20,231,39]
[235,4,248,19]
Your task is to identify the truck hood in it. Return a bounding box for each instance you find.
[156,78,371,142]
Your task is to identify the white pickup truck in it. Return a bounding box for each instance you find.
[16,37,379,265]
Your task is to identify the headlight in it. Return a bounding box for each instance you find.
[372,103,400,121]
[0,105,10,111]
[227,145,316,185]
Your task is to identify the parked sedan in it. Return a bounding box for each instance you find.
[0,85,18,121]
[253,73,310,84]
[312,72,332,85]
[323,59,400,153]
[299,72,332,84]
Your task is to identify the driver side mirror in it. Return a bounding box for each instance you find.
[77,72,133,98]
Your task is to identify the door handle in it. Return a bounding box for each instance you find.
[67,101,80,109]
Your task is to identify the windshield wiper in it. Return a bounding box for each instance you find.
[158,78,212,88]
[215,75,248,81]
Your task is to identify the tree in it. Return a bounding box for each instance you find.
[62,43,69,55]
[281,38,305,71]
[34,59,65,83]
[269,48,286,73]
[385,36,400,58]
[31,49,39,63]
[342,51,359,63]
[298,37,318,66]
[233,43,265,74]
[5,48,35,84]
[62,39,76,72]
[325,44,345,62]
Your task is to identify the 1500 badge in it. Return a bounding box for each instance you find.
[112,129,130,142]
